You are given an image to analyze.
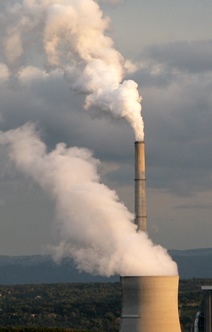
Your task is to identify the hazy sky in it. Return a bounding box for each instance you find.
[0,0,212,256]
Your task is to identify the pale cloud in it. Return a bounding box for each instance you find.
[17,66,48,84]
[143,40,212,74]
[0,63,10,82]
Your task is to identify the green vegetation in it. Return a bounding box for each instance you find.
[0,279,211,332]
[0,329,89,332]
[0,283,120,332]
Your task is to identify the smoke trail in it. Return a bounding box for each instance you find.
[0,124,177,276]
[0,0,144,141]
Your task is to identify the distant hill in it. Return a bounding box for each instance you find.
[0,248,211,284]
[0,255,118,285]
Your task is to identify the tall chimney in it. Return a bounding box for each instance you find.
[134,141,146,232]
[120,276,182,332]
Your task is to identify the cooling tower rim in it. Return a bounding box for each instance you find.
[120,275,179,279]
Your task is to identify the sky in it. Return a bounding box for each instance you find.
[0,0,212,257]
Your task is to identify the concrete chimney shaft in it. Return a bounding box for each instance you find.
[134,141,146,232]
[120,276,182,332]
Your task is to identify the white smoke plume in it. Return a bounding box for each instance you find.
[0,124,178,276]
[0,0,144,141]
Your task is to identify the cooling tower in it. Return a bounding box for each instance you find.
[120,276,182,332]
[134,141,146,232]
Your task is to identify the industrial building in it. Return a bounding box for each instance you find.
[192,286,212,332]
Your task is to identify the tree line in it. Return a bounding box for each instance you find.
[0,279,211,332]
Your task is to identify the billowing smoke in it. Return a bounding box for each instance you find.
[0,0,143,141]
[0,1,178,276]
[0,124,178,276]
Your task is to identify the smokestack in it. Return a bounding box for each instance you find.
[134,141,146,232]
[120,276,182,332]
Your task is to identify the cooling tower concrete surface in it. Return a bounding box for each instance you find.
[134,141,146,232]
[120,276,182,332]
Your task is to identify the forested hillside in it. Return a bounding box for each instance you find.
[0,279,211,332]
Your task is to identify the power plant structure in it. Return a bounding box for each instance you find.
[202,286,212,332]
[192,286,212,332]
[119,140,182,332]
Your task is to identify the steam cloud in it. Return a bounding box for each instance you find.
[0,124,178,276]
[0,0,144,141]
[0,0,178,277]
